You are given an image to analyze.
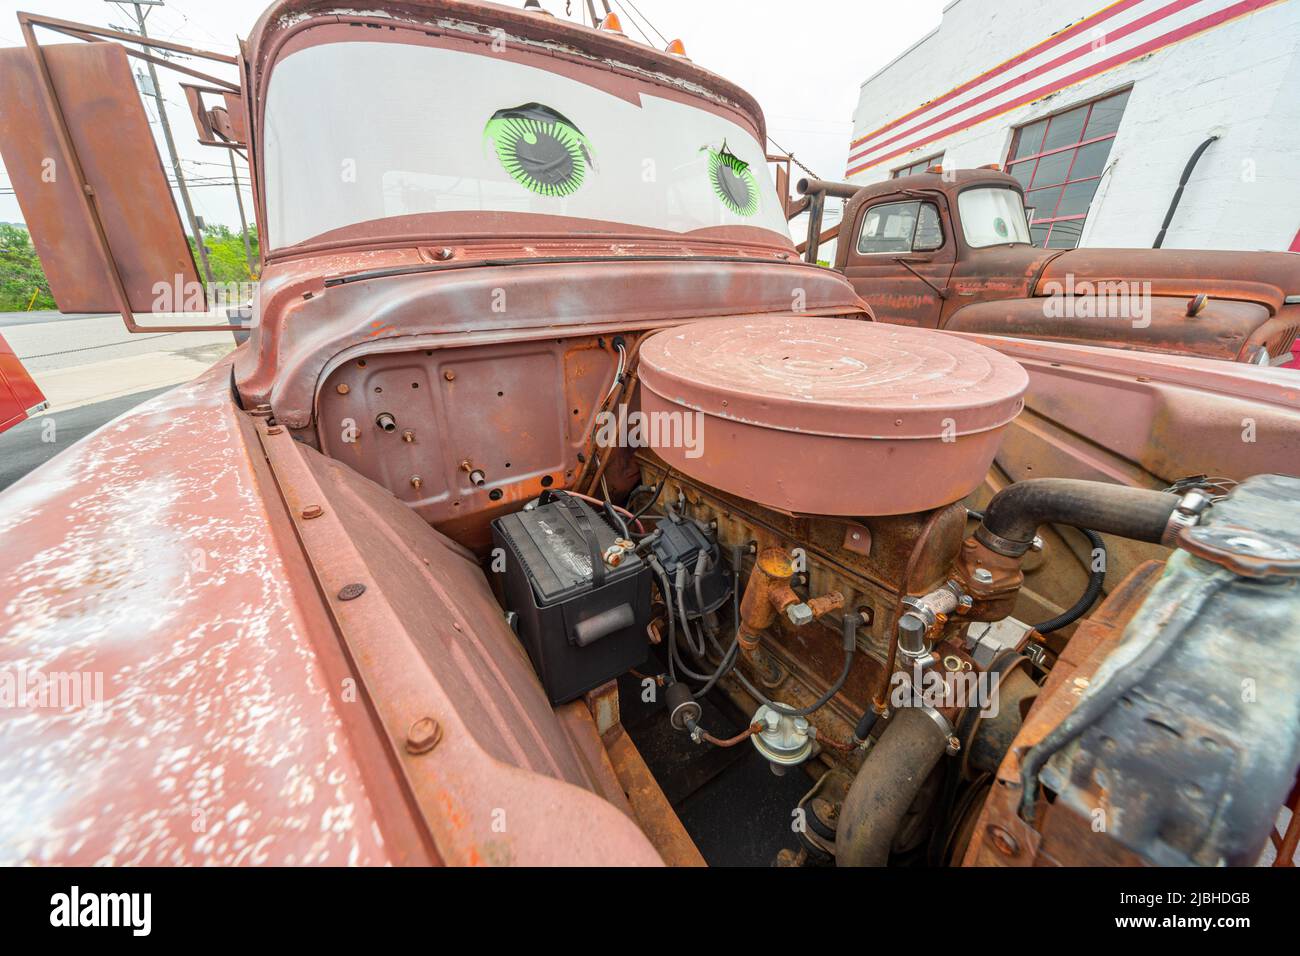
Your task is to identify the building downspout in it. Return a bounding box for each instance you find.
[1152,135,1219,248]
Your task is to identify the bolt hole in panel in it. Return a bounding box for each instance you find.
[638,317,1028,516]
[317,337,613,540]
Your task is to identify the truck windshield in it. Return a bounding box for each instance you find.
[261,40,789,250]
[957,188,1031,247]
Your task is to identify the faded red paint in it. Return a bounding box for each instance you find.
[638,317,1027,515]
[0,363,394,864]
[0,331,45,434]
[0,360,662,865]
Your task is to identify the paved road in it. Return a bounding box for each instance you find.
[0,310,107,328]
[2,311,237,374]
[0,386,174,491]
[0,310,237,487]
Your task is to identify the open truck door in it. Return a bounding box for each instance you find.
[0,14,248,332]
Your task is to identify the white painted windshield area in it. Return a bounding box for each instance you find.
[958,188,1032,248]
[262,41,788,248]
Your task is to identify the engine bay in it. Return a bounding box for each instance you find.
[303,315,1300,867]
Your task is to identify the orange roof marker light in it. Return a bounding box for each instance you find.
[665,38,688,57]
[598,13,625,34]
[925,164,944,175]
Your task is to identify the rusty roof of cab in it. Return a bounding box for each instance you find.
[244,0,769,143]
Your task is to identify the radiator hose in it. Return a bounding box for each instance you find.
[976,478,1180,557]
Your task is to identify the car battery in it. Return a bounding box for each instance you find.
[491,493,651,705]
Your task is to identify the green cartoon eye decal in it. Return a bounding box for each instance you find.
[484,103,593,197]
[706,143,759,217]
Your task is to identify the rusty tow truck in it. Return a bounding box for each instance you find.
[0,0,1298,868]
[793,167,1300,365]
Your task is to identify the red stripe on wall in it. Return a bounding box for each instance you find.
[846,0,1282,177]
[847,0,1202,166]
[1290,228,1300,252]
[848,0,1146,150]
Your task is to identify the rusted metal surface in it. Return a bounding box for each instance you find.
[0,40,198,315]
[1033,481,1300,865]
[638,317,1027,515]
[1035,246,1298,317]
[583,680,622,743]
[552,700,638,817]
[945,296,1275,361]
[1274,791,1300,867]
[635,459,966,768]
[820,168,1300,361]
[0,331,46,435]
[737,549,801,651]
[604,730,707,867]
[316,335,614,551]
[0,358,666,864]
[183,83,247,147]
[963,560,1165,866]
[967,332,1300,484]
[239,252,864,431]
[252,399,665,865]
[238,248,868,553]
[796,177,861,200]
[0,13,245,331]
[967,503,1300,868]
[572,681,706,866]
[0,362,406,864]
[6,0,1295,870]
[960,331,1300,626]
[558,690,709,867]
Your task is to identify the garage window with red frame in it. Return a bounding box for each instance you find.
[892,153,944,178]
[1005,89,1129,248]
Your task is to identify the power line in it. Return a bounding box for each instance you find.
[619,0,669,45]
[610,0,654,45]
[114,0,215,283]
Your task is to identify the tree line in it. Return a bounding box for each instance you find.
[0,222,260,312]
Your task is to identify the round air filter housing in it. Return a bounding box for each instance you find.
[637,317,1028,516]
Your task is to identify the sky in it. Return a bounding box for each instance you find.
[0,0,949,233]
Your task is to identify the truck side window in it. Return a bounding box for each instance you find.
[914,203,943,251]
[856,200,944,255]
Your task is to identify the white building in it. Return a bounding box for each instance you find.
[844,0,1300,251]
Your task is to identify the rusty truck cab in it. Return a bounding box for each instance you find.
[821,169,1300,362]
[833,170,1040,328]
[234,0,869,550]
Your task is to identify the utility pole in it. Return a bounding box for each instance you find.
[228,151,255,275]
[115,0,215,286]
